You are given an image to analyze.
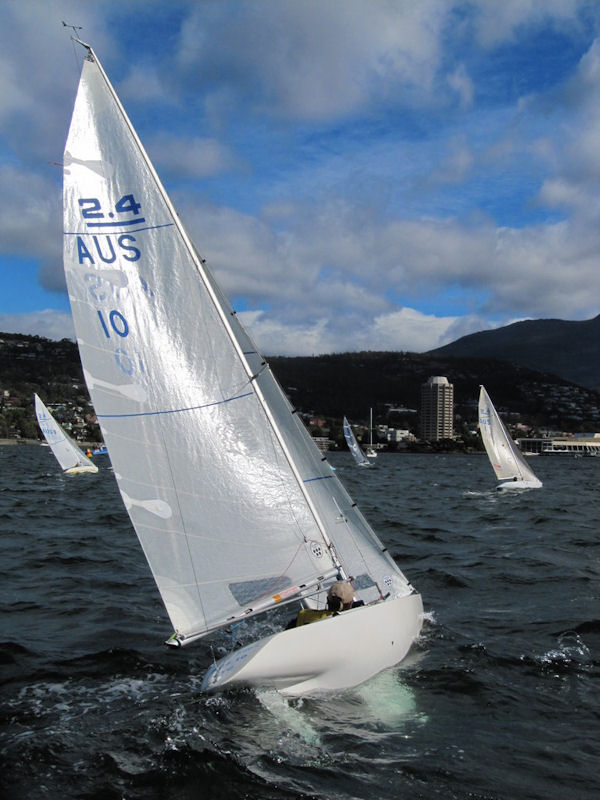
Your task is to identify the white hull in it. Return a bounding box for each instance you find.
[497,478,542,491]
[65,464,99,475]
[202,592,423,696]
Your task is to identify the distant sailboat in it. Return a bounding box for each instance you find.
[62,41,422,696]
[343,416,372,467]
[478,386,542,491]
[366,407,377,459]
[34,393,98,474]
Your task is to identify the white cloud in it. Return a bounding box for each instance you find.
[148,134,238,179]
[175,181,600,351]
[119,64,169,104]
[239,311,332,356]
[431,135,475,185]
[447,64,474,109]
[0,165,61,263]
[0,310,74,341]
[1,1,600,359]
[178,0,450,120]
[533,38,600,207]
[0,1,113,162]
[241,306,492,356]
[365,307,464,352]
[492,221,600,318]
[538,178,586,210]
[0,53,29,121]
[470,0,581,48]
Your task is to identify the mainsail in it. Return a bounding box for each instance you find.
[63,44,414,646]
[34,393,98,474]
[343,416,371,467]
[478,385,542,489]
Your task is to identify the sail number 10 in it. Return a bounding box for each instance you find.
[97,310,144,377]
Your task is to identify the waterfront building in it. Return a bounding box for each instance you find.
[420,376,454,441]
[518,433,600,456]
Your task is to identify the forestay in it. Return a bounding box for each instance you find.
[34,393,98,474]
[63,46,413,646]
[478,385,540,486]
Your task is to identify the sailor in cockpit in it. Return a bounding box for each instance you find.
[324,580,355,613]
[287,580,358,628]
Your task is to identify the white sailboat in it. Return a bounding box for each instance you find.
[62,42,422,696]
[478,386,542,491]
[34,393,98,474]
[343,416,372,467]
[366,407,377,459]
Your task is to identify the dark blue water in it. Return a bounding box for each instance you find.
[1,445,599,800]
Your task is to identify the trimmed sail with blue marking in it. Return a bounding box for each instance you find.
[63,46,414,644]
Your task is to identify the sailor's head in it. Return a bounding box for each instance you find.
[327,580,354,612]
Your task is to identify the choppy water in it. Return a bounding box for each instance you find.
[1,445,599,800]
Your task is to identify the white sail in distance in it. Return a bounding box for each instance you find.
[343,417,371,467]
[478,386,542,490]
[366,407,377,458]
[63,45,416,646]
[34,393,98,474]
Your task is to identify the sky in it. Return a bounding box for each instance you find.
[1,0,600,355]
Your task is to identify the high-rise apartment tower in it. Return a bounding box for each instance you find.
[420,376,454,440]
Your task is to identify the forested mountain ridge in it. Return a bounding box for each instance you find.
[268,351,600,432]
[2,332,598,442]
[428,314,600,390]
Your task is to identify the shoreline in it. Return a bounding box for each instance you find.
[0,439,98,447]
[0,438,483,455]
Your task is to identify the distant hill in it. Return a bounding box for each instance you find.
[427,315,600,390]
[268,350,600,432]
[2,332,600,440]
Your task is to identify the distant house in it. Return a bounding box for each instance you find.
[312,436,330,453]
